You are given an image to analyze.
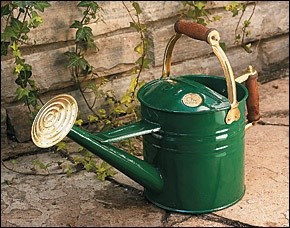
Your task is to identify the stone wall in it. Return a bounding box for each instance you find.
[1,1,289,159]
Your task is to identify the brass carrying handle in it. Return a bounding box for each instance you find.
[162,19,240,124]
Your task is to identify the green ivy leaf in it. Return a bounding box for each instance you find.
[240,3,247,12]
[128,77,137,92]
[235,34,241,40]
[226,2,240,17]
[85,160,97,172]
[243,19,251,27]
[10,159,18,164]
[75,119,83,126]
[212,15,222,21]
[77,1,93,7]
[114,105,126,115]
[181,1,194,7]
[32,159,47,170]
[29,11,43,28]
[1,41,10,56]
[85,81,103,97]
[97,109,106,118]
[2,25,18,40]
[66,165,73,177]
[15,76,27,87]
[78,1,101,14]
[219,42,227,52]
[134,42,143,55]
[64,51,89,70]
[96,161,117,181]
[56,141,67,151]
[2,18,29,41]
[70,20,83,29]
[13,1,34,9]
[88,114,99,123]
[12,49,21,58]
[20,69,32,79]
[121,95,132,104]
[14,64,24,74]
[11,18,30,36]
[242,43,253,54]
[194,1,206,10]
[95,162,113,181]
[129,22,140,32]
[27,90,40,106]
[21,34,29,40]
[32,1,51,12]
[132,2,142,15]
[196,17,206,26]
[76,26,92,40]
[16,87,30,100]
[28,79,35,87]
[10,41,19,51]
[136,57,151,69]
[73,156,85,165]
[1,4,11,17]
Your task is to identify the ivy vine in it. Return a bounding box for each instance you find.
[1,1,51,117]
[225,1,256,53]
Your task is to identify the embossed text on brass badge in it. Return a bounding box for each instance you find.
[182,93,203,107]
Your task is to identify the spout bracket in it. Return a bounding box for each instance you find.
[92,121,161,143]
[235,65,257,83]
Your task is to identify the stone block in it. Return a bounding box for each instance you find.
[207,1,289,43]
[1,31,141,103]
[12,2,184,46]
[150,1,289,68]
[134,1,182,22]
[157,43,259,80]
[256,1,289,39]
[261,35,289,67]
[205,1,247,9]
[151,24,210,67]
[6,104,33,143]
[1,47,74,103]
[0,59,19,102]
[18,1,132,45]
[91,32,140,73]
[17,1,78,45]
[1,106,8,145]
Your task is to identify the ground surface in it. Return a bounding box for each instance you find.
[1,76,289,227]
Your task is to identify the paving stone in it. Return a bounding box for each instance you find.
[214,124,289,227]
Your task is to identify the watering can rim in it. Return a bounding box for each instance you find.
[137,74,248,114]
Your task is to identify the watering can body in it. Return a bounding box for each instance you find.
[31,20,260,214]
[137,74,248,213]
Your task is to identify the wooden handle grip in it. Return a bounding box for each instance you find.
[245,73,260,122]
[174,19,215,42]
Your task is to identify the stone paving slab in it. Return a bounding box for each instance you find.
[214,125,289,227]
[1,77,289,227]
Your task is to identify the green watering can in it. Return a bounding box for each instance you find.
[31,20,260,214]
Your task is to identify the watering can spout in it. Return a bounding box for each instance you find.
[67,125,164,193]
[30,94,163,193]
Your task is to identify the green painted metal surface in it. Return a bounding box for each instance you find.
[67,74,248,214]
[138,75,248,213]
[138,75,231,113]
[67,126,164,193]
